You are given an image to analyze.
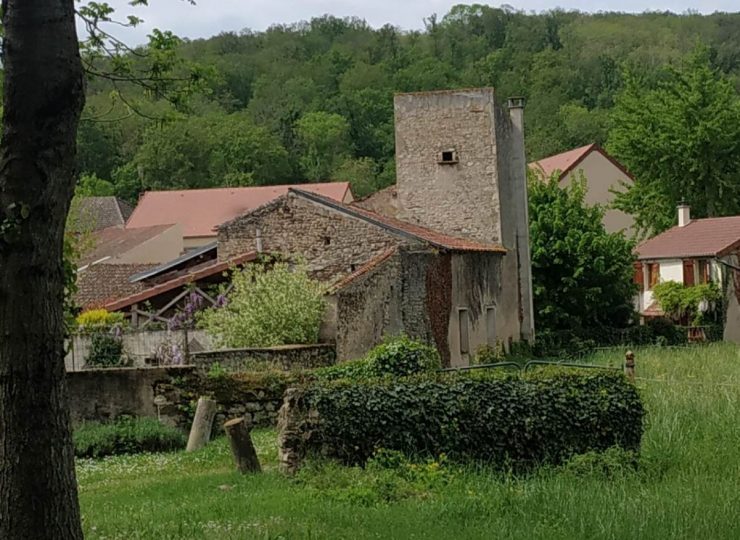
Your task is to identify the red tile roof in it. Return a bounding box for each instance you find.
[636,216,740,260]
[102,252,258,312]
[78,224,178,267]
[291,189,506,253]
[529,144,634,182]
[76,263,158,310]
[126,182,352,238]
[329,247,399,293]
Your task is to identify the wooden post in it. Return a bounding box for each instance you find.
[186,396,217,452]
[624,350,635,383]
[224,417,261,474]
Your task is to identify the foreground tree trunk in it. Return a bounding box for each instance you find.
[0,1,86,538]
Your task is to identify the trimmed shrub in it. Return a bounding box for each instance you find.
[74,417,186,458]
[315,335,440,381]
[86,331,124,368]
[299,369,644,467]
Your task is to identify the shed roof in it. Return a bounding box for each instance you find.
[636,216,740,260]
[76,263,157,310]
[78,224,178,268]
[126,182,352,238]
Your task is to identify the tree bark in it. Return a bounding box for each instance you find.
[224,417,261,474]
[0,1,86,539]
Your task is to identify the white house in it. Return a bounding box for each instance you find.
[634,205,740,342]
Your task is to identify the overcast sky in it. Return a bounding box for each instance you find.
[98,1,738,45]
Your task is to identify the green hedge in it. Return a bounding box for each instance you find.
[74,417,186,458]
[315,335,440,381]
[302,369,644,467]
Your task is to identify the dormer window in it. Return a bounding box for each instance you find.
[438,149,458,164]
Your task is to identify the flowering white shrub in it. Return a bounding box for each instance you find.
[198,261,326,348]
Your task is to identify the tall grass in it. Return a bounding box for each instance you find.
[78,344,740,539]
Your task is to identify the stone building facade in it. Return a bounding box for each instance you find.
[361,88,534,343]
[218,188,509,366]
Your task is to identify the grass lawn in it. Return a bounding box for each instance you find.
[78,344,740,539]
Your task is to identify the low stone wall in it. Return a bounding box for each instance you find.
[155,371,300,430]
[189,344,336,373]
[66,365,301,430]
[66,366,195,426]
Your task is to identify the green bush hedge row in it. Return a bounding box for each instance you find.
[74,417,186,458]
[315,335,440,381]
[302,369,644,467]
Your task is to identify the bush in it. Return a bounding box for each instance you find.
[315,336,440,381]
[74,417,186,458]
[198,261,326,348]
[76,309,125,330]
[86,331,124,368]
[299,369,644,467]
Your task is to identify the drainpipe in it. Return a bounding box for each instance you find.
[507,96,535,343]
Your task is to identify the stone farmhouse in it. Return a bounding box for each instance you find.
[634,205,740,343]
[76,87,535,367]
[528,143,635,235]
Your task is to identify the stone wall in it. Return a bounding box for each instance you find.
[724,253,740,344]
[66,365,299,429]
[190,344,336,372]
[66,366,195,426]
[394,89,502,244]
[218,193,401,282]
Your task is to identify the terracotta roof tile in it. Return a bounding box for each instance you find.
[78,224,178,267]
[329,247,398,293]
[529,144,635,183]
[636,216,740,260]
[126,182,351,238]
[69,197,134,232]
[103,252,258,312]
[291,189,506,253]
[76,263,157,310]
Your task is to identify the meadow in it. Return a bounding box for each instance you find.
[78,344,740,539]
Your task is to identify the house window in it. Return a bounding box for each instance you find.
[648,263,660,289]
[458,308,470,355]
[486,306,497,346]
[438,149,459,164]
[698,260,711,284]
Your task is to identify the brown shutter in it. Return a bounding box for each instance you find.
[633,262,644,291]
[683,260,695,286]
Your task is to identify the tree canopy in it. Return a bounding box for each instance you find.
[72,8,740,208]
[528,172,636,334]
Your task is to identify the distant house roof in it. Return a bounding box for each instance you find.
[78,224,178,268]
[126,182,353,238]
[636,216,740,260]
[76,263,157,309]
[70,196,134,232]
[102,251,258,312]
[290,189,506,253]
[529,143,634,182]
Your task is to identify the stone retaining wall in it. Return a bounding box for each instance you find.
[189,344,335,373]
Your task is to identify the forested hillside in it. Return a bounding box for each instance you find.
[79,5,740,232]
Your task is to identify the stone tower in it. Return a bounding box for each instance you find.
[393,88,534,342]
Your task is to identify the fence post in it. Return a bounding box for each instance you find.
[624,350,635,383]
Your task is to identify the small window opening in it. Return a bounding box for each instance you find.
[323,236,331,246]
[349,263,357,272]
[458,308,470,355]
[438,149,458,164]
